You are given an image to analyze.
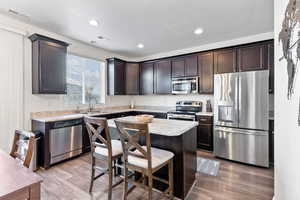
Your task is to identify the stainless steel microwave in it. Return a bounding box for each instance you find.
[172,77,199,94]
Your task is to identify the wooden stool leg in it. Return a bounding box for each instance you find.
[123,164,128,200]
[148,175,153,200]
[89,156,95,193]
[108,159,113,200]
[168,159,174,199]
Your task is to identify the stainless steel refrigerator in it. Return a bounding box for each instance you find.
[213,70,269,167]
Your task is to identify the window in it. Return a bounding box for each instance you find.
[64,54,105,105]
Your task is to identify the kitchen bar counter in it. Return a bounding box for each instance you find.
[107,116,198,136]
[32,107,213,122]
[108,117,197,199]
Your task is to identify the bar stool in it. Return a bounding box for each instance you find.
[84,116,123,200]
[114,119,174,200]
[10,130,36,168]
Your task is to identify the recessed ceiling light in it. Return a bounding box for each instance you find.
[89,19,98,27]
[97,36,104,40]
[137,43,144,49]
[194,28,204,35]
[90,40,96,44]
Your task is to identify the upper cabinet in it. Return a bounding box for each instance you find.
[155,59,172,94]
[214,48,237,74]
[237,42,269,72]
[198,52,214,94]
[171,57,185,77]
[171,55,198,77]
[185,55,198,77]
[125,62,140,95]
[140,62,154,95]
[29,34,69,94]
[107,58,126,95]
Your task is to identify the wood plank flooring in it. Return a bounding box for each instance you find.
[37,151,274,200]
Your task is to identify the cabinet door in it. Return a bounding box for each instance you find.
[214,48,236,74]
[114,60,126,95]
[198,52,214,94]
[155,60,172,94]
[140,62,154,95]
[197,124,213,151]
[40,40,67,93]
[237,43,268,71]
[268,41,274,93]
[171,58,185,77]
[185,55,198,77]
[126,62,139,95]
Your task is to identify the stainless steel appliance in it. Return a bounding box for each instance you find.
[167,101,202,121]
[49,119,83,164]
[214,71,269,167]
[172,77,199,94]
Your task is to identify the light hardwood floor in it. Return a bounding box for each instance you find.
[37,151,274,200]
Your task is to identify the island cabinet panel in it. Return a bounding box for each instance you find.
[268,41,274,93]
[171,57,185,77]
[197,115,213,151]
[214,48,237,74]
[29,34,68,94]
[185,55,198,77]
[154,59,172,94]
[198,52,214,94]
[140,62,154,94]
[237,43,269,72]
[125,62,140,95]
[107,58,126,95]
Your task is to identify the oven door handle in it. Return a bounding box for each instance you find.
[167,114,196,121]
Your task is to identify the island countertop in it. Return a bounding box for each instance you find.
[107,116,198,137]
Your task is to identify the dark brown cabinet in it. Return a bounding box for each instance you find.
[237,43,268,72]
[268,41,274,93]
[171,55,198,77]
[171,58,185,77]
[197,116,213,151]
[198,52,214,94]
[140,62,154,95]
[107,58,126,95]
[125,62,140,95]
[214,48,237,74]
[29,34,68,94]
[185,55,198,77]
[155,59,172,94]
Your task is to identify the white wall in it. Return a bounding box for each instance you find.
[275,0,300,199]
[0,13,132,130]
[132,94,213,110]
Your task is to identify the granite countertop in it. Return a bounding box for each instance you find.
[107,116,198,137]
[195,112,213,116]
[31,106,214,123]
[32,108,170,122]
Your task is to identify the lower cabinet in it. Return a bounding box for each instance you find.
[196,116,213,151]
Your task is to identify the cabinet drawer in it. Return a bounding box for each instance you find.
[197,116,213,124]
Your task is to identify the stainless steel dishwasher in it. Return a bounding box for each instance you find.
[49,119,83,164]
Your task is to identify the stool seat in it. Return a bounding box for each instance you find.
[129,146,174,169]
[94,140,123,158]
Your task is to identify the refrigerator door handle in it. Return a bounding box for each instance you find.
[214,127,268,136]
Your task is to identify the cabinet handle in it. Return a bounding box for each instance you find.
[199,119,207,122]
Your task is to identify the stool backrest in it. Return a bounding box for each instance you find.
[114,120,152,170]
[10,130,35,168]
[84,116,112,157]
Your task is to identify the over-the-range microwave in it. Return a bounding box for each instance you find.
[172,77,198,94]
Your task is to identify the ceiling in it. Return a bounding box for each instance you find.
[0,0,274,58]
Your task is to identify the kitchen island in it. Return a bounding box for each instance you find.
[107,116,198,199]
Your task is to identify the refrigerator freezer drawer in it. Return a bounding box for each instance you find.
[214,127,269,167]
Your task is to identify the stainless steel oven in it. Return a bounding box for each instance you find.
[172,77,198,94]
